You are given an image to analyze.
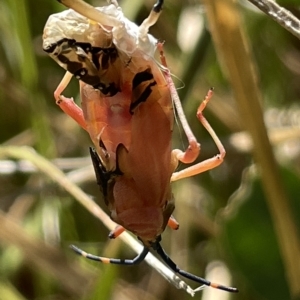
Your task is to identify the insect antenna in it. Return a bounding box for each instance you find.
[70,244,149,265]
[154,242,238,293]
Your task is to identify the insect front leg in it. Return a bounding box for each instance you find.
[54,71,87,130]
[171,89,226,182]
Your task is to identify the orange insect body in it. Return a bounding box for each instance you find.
[43,0,237,293]
[80,70,174,245]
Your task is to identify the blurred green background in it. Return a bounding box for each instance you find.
[1,0,300,299]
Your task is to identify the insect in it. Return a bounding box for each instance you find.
[43,0,238,293]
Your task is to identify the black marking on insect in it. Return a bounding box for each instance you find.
[93,82,120,96]
[90,147,122,202]
[125,57,132,67]
[94,47,118,70]
[130,68,157,113]
[90,147,111,198]
[44,38,120,96]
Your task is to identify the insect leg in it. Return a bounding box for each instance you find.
[157,43,200,164]
[57,0,119,27]
[54,71,87,130]
[171,89,226,181]
[139,0,164,36]
[154,242,238,293]
[54,71,73,102]
[167,215,179,230]
[108,225,125,239]
[70,244,149,265]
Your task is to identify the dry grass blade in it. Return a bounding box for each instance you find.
[203,0,300,298]
[0,210,94,297]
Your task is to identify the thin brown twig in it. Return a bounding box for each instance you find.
[247,0,300,40]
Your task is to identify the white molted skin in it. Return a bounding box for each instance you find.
[43,4,157,58]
